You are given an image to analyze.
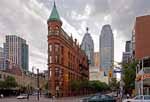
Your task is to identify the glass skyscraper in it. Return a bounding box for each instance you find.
[3,35,29,71]
[81,28,94,66]
[100,25,114,76]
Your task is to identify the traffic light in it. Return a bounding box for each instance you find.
[64,74,68,82]
[109,70,112,78]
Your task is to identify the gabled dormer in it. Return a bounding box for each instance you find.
[47,2,62,35]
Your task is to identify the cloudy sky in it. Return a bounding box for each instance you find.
[0,0,150,71]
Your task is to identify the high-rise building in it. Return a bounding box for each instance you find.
[134,15,150,60]
[81,28,94,66]
[125,41,132,52]
[0,47,4,70]
[3,35,29,71]
[47,2,89,97]
[131,30,135,60]
[122,52,131,64]
[122,41,132,65]
[99,24,114,76]
[94,52,100,67]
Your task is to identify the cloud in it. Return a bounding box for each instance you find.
[0,0,49,71]
[110,0,150,39]
[0,0,150,71]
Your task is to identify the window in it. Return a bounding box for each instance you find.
[49,44,52,52]
[49,26,52,31]
[54,26,59,35]
[48,27,52,35]
[61,57,64,65]
[55,55,59,63]
[68,62,70,68]
[55,67,59,76]
[49,56,52,63]
[68,52,70,59]
[55,44,59,53]
[144,95,150,100]
[61,46,64,54]
[49,68,52,78]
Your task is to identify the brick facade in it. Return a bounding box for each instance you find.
[47,21,89,97]
[135,15,150,60]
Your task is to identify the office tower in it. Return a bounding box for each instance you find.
[4,35,28,71]
[122,40,132,64]
[100,24,114,76]
[125,41,132,52]
[94,52,100,67]
[0,47,4,70]
[81,28,94,66]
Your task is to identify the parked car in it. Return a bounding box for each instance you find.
[80,94,116,102]
[80,95,94,102]
[16,94,28,99]
[123,95,150,102]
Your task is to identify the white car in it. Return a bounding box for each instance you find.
[123,95,150,102]
[16,94,28,99]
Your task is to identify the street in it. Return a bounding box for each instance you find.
[0,96,82,102]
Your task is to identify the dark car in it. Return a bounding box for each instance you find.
[81,94,116,102]
[80,95,95,102]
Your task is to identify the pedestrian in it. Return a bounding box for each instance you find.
[0,94,4,98]
[127,93,129,99]
[27,93,29,100]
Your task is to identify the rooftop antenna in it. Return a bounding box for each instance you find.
[86,27,89,33]
[54,0,56,7]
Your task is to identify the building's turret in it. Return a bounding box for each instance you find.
[47,2,62,35]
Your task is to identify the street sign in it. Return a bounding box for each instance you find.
[143,74,150,79]
[113,70,122,73]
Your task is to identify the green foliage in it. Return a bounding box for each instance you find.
[45,81,48,90]
[123,61,138,93]
[109,78,119,90]
[0,80,5,88]
[4,76,18,88]
[70,80,80,91]
[0,76,18,89]
[69,80,110,92]
[89,81,110,91]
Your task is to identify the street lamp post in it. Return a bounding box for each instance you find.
[141,59,144,95]
[37,68,40,100]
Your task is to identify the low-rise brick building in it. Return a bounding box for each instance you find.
[0,70,46,91]
[47,2,89,97]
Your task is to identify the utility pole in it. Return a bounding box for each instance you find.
[37,68,40,100]
[141,59,144,95]
[48,68,50,97]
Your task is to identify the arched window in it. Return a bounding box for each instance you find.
[54,26,59,35]
[48,26,52,35]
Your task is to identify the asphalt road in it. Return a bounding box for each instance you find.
[0,96,82,102]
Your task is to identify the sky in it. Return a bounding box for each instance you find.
[0,0,150,71]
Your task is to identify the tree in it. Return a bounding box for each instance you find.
[123,61,137,94]
[70,80,80,91]
[88,81,110,92]
[45,81,48,90]
[0,80,5,89]
[4,76,18,89]
[110,78,119,90]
